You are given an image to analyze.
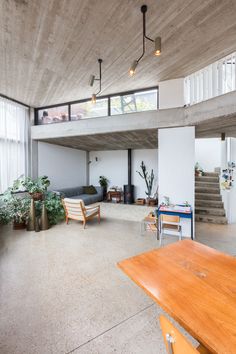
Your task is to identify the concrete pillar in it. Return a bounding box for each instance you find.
[158,126,195,237]
[29,108,38,178]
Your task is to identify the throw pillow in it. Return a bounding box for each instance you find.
[83,185,97,195]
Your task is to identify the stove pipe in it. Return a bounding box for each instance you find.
[124,149,134,204]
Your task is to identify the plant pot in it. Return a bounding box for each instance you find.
[13,221,26,230]
[102,187,107,200]
[30,192,43,201]
[146,198,157,206]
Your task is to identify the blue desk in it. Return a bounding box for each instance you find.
[157,205,193,240]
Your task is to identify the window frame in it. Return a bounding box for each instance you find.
[34,86,159,125]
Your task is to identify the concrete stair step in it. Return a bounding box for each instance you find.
[195,176,219,183]
[195,199,224,208]
[195,182,219,188]
[195,187,220,194]
[195,214,227,224]
[203,172,219,177]
[195,193,222,201]
[195,206,225,216]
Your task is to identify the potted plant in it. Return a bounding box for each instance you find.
[137,161,155,204]
[2,190,31,229]
[13,176,50,200]
[99,176,109,200]
[195,163,203,177]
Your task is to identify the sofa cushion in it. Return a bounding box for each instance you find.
[83,185,97,195]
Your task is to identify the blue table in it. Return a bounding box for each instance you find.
[157,205,193,240]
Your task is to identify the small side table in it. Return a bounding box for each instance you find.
[107,191,122,203]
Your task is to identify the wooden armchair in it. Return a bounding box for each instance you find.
[62,198,100,229]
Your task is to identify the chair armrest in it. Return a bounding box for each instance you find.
[85,205,100,211]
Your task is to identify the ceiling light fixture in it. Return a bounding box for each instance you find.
[89,58,103,103]
[129,4,161,76]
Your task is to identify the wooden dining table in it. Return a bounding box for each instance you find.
[117,240,236,354]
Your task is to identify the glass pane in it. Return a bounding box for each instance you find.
[110,89,157,115]
[38,106,69,124]
[71,98,108,120]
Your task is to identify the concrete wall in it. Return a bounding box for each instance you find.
[158,126,195,237]
[195,138,221,172]
[159,78,185,109]
[38,142,87,190]
[89,149,158,200]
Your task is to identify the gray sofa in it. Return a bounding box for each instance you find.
[55,186,103,205]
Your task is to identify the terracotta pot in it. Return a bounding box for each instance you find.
[13,221,26,230]
[30,192,43,201]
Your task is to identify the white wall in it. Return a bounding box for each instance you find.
[89,149,158,200]
[38,142,87,190]
[89,150,128,188]
[159,78,185,109]
[195,138,221,172]
[158,127,195,237]
[132,149,158,199]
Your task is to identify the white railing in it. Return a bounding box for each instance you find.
[185,52,236,105]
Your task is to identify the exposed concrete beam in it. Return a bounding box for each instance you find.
[31,91,236,150]
[31,108,185,140]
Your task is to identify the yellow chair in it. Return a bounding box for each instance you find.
[159,315,211,354]
[62,198,100,229]
[160,214,182,246]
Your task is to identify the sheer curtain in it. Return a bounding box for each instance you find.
[0,97,29,193]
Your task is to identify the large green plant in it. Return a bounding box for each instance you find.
[34,192,65,225]
[1,190,31,224]
[1,177,64,227]
[13,176,50,194]
[0,204,11,224]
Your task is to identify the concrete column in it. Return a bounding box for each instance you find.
[158,126,195,237]
[29,107,38,178]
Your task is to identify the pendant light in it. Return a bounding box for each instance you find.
[89,58,103,103]
[129,5,161,76]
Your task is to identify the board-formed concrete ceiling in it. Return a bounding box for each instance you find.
[40,129,158,151]
[1,0,236,107]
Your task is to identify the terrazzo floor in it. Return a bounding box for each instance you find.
[1,203,236,354]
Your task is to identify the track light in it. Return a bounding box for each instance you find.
[154,36,161,56]
[129,5,161,76]
[129,60,138,76]
[89,74,95,87]
[89,59,103,103]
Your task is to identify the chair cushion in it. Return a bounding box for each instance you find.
[83,185,97,195]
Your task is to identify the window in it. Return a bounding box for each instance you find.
[38,105,69,124]
[36,87,158,124]
[71,98,108,120]
[110,89,157,115]
[185,52,236,105]
[0,97,29,193]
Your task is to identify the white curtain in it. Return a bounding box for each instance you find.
[0,97,29,193]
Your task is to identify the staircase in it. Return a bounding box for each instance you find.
[195,172,227,224]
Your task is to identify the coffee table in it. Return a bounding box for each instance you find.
[107,191,122,203]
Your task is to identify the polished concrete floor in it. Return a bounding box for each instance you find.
[1,205,236,354]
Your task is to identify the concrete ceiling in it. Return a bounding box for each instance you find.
[195,115,236,138]
[40,129,158,151]
[1,0,236,107]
